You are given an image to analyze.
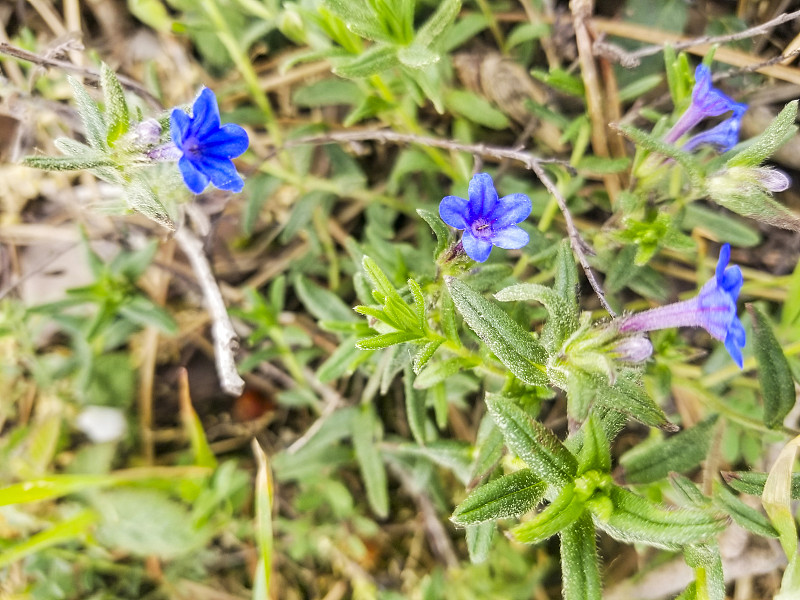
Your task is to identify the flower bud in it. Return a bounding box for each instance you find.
[610,335,653,363]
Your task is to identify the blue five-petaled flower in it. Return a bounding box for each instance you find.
[170,87,249,194]
[439,173,532,263]
[664,64,748,152]
[618,244,746,367]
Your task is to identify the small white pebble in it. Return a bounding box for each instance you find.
[75,406,127,443]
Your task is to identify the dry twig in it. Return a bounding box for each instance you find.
[285,129,615,315]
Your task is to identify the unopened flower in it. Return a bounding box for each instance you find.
[664,65,747,147]
[168,88,249,193]
[618,244,745,367]
[610,335,654,364]
[439,173,532,262]
[708,165,791,202]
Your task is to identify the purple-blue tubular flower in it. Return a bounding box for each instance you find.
[439,173,532,263]
[664,65,748,146]
[683,105,746,152]
[170,87,249,194]
[618,244,745,367]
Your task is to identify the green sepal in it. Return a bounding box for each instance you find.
[68,76,108,151]
[485,394,578,490]
[446,277,548,386]
[351,404,389,518]
[748,305,795,428]
[451,469,546,526]
[728,100,798,168]
[560,513,602,600]
[594,486,725,550]
[712,480,778,538]
[512,482,584,544]
[576,414,611,475]
[620,414,719,484]
[101,63,130,145]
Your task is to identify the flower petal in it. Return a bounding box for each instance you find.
[715,244,731,281]
[491,193,532,229]
[191,87,222,139]
[178,156,209,194]
[491,226,529,249]
[194,156,244,192]
[467,173,498,221]
[202,124,249,159]
[724,318,746,368]
[462,230,493,262]
[439,195,469,229]
[170,109,191,148]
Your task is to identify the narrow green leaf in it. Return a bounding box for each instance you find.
[670,473,710,507]
[417,208,450,259]
[723,470,800,499]
[728,100,799,168]
[407,278,426,327]
[415,0,461,47]
[101,63,130,145]
[23,155,116,171]
[0,510,97,568]
[125,178,174,230]
[512,483,584,544]
[576,414,611,475]
[397,44,440,69]
[324,0,390,41]
[179,370,217,469]
[682,204,761,248]
[412,338,443,374]
[446,277,548,386]
[295,275,357,323]
[593,372,676,431]
[334,45,399,78]
[684,543,725,600]
[0,467,211,507]
[404,364,427,444]
[356,330,421,349]
[252,440,274,597]
[712,480,778,538]
[391,440,473,485]
[445,89,510,130]
[317,337,365,382]
[560,513,602,600]
[465,521,494,564]
[68,76,107,150]
[748,304,795,428]
[495,282,577,353]
[352,404,389,518]
[596,486,725,550]
[452,469,545,526]
[486,394,578,489]
[414,356,475,389]
[621,415,718,483]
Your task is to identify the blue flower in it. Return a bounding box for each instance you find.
[170,88,249,193]
[439,173,532,262]
[683,105,746,152]
[664,65,748,147]
[618,244,745,367]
